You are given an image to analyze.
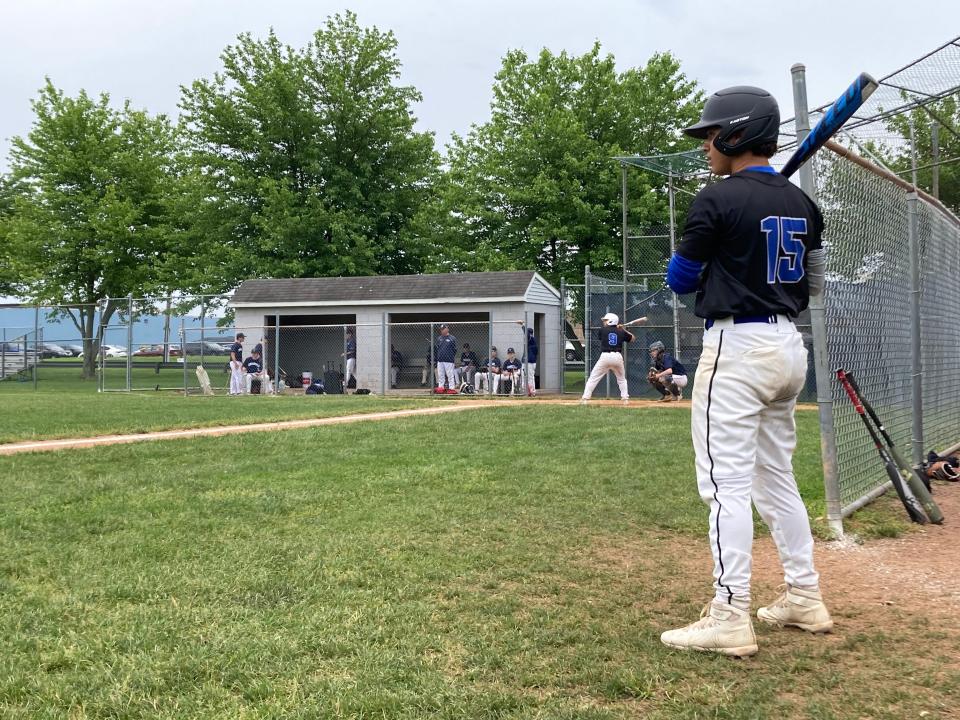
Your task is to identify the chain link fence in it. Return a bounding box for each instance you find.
[608,39,960,530]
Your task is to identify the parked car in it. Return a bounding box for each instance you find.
[0,342,24,354]
[78,344,127,358]
[133,344,182,357]
[565,339,585,364]
[62,344,84,356]
[182,341,231,356]
[40,342,73,358]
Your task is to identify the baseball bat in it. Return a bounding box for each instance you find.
[844,371,943,524]
[836,369,927,524]
[624,317,648,327]
[781,72,878,179]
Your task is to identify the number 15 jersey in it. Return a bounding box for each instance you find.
[677,168,824,320]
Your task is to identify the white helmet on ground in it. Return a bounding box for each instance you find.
[601,313,619,326]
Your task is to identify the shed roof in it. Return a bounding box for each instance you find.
[230,271,560,307]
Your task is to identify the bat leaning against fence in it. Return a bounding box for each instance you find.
[844,370,944,524]
[836,368,929,524]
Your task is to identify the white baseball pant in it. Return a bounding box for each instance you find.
[500,370,522,394]
[229,360,244,395]
[245,372,273,394]
[437,361,456,389]
[692,315,819,609]
[344,358,356,387]
[475,372,500,394]
[526,362,536,395]
[582,352,628,400]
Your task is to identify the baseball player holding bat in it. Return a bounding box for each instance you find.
[659,86,832,657]
[579,313,644,405]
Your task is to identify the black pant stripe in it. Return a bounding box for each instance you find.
[705,330,733,605]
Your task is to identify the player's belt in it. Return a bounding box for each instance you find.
[704,314,779,330]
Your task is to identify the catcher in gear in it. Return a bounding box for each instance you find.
[647,341,688,402]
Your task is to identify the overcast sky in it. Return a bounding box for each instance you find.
[0,0,956,170]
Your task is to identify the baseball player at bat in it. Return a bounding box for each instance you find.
[659,86,831,657]
[579,313,633,405]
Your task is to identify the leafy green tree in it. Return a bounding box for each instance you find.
[884,97,959,212]
[431,44,702,285]
[2,81,179,378]
[176,12,438,291]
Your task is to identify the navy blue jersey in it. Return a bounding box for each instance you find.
[481,356,502,372]
[243,357,262,374]
[435,334,458,363]
[229,342,243,362]
[345,337,356,359]
[678,168,824,319]
[391,348,403,366]
[502,356,522,372]
[655,353,687,377]
[526,332,539,363]
[460,351,479,367]
[598,326,633,353]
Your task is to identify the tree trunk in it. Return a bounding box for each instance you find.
[80,300,117,380]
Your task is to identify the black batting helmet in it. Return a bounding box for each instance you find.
[684,86,780,157]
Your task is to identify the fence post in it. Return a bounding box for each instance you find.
[792,63,843,536]
[381,313,387,395]
[180,318,188,396]
[560,277,566,394]
[33,304,40,390]
[523,310,530,397]
[668,172,681,361]
[126,294,133,391]
[274,314,280,395]
[200,296,206,368]
[908,117,925,467]
[584,266,591,390]
[97,299,105,393]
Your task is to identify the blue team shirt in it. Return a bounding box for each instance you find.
[243,357,262,374]
[345,337,356,359]
[526,333,539,363]
[502,356,522,372]
[435,334,458,363]
[230,342,243,362]
[480,356,501,372]
[656,353,687,377]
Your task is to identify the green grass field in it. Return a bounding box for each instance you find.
[0,392,432,444]
[2,403,950,719]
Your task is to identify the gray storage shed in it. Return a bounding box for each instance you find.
[229,271,563,394]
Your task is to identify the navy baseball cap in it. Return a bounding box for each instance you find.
[507,347,515,353]
[439,323,449,329]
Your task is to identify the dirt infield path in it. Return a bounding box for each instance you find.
[0,403,493,456]
[0,397,686,456]
[759,483,960,616]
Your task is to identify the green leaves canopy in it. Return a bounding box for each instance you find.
[177,12,438,290]
[432,44,702,285]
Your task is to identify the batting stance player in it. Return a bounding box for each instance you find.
[659,86,831,657]
[228,332,245,395]
[580,313,633,405]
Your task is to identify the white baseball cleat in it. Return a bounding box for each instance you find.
[621,398,629,405]
[579,398,589,405]
[757,585,833,633]
[661,601,758,657]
